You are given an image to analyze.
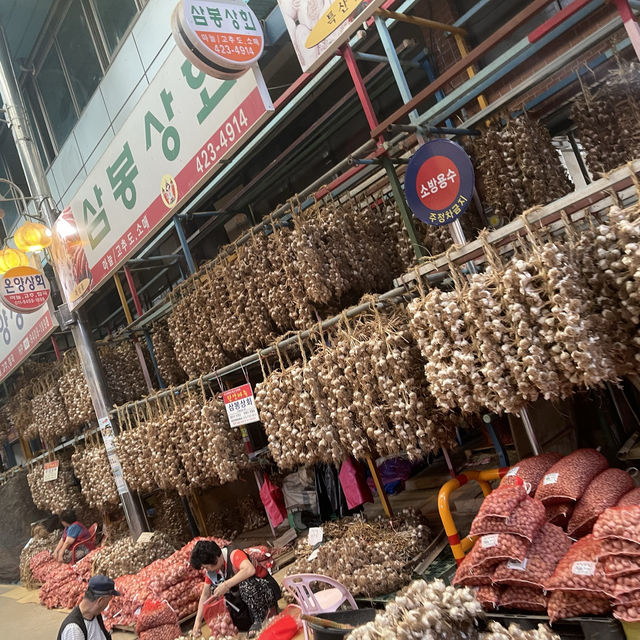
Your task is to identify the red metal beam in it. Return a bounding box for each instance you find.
[123,267,143,318]
[529,0,592,43]
[370,0,556,139]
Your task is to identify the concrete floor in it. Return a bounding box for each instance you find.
[0,584,132,639]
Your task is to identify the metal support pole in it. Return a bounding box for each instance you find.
[51,335,62,361]
[0,25,146,539]
[365,454,394,519]
[113,273,154,394]
[381,156,425,259]
[520,409,542,456]
[143,329,165,389]
[173,217,197,275]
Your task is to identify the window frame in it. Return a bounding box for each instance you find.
[20,0,145,166]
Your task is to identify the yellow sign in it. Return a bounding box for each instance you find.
[305,0,363,49]
[160,174,178,208]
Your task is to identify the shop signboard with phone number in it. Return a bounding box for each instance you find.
[404,139,475,226]
[222,383,260,427]
[0,304,57,384]
[51,44,274,310]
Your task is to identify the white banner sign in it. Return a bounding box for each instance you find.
[51,45,273,310]
[0,304,57,383]
[222,383,260,427]
[278,0,385,73]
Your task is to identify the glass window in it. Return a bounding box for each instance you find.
[91,0,138,55]
[36,45,76,148]
[24,83,55,168]
[57,0,103,113]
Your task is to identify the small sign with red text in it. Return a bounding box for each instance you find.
[43,461,59,482]
[222,383,260,427]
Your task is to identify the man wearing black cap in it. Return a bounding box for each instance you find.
[57,575,120,640]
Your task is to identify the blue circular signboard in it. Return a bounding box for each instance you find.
[404,139,475,226]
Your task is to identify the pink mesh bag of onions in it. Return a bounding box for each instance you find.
[470,497,546,542]
[593,505,640,545]
[135,599,178,634]
[466,533,531,572]
[547,589,611,623]
[492,523,572,590]
[613,573,640,597]
[544,535,614,596]
[603,555,640,578]
[599,538,640,559]
[544,500,574,529]
[138,624,181,640]
[500,585,547,612]
[452,552,496,587]
[500,453,562,494]
[534,449,608,504]
[475,584,503,610]
[475,485,529,518]
[617,488,640,507]
[567,469,635,538]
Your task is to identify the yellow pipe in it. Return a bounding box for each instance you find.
[437,468,507,564]
[375,9,467,36]
[453,34,489,110]
[113,273,134,325]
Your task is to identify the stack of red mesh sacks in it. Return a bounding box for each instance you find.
[453,481,547,611]
[30,551,87,609]
[73,547,101,581]
[453,453,560,610]
[103,573,153,630]
[135,599,181,640]
[147,537,229,620]
[101,537,228,630]
[594,504,640,624]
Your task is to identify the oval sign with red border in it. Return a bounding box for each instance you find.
[173,0,264,77]
[0,266,51,313]
[404,139,474,226]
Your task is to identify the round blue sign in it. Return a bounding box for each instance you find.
[404,139,475,226]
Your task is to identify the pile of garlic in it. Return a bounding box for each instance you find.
[255,308,460,470]
[27,454,83,513]
[71,443,119,508]
[285,511,431,598]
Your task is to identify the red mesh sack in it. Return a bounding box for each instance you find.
[138,623,181,640]
[547,589,611,623]
[500,453,563,494]
[545,500,574,529]
[500,586,547,612]
[257,606,302,640]
[615,589,640,605]
[475,485,528,519]
[593,505,640,544]
[567,469,635,538]
[466,534,530,572]
[470,497,546,542]
[618,488,640,507]
[135,599,178,634]
[452,552,496,587]
[203,596,238,638]
[600,538,640,559]
[603,555,640,578]
[614,603,640,623]
[614,573,640,597]
[544,535,614,596]
[475,584,503,610]
[534,449,608,504]
[493,523,572,590]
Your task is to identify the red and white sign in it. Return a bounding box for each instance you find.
[405,139,475,226]
[51,45,273,310]
[0,266,51,313]
[222,383,260,427]
[43,460,60,482]
[173,0,264,77]
[0,307,56,383]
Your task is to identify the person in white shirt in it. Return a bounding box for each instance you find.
[57,574,119,640]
